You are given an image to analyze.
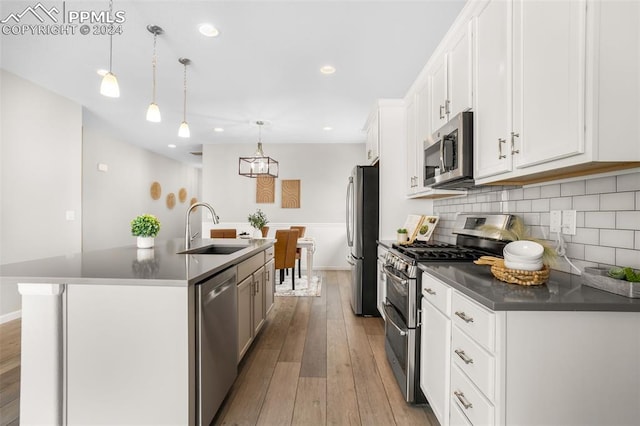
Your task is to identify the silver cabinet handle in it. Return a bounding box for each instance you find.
[498,138,506,159]
[455,311,474,323]
[368,149,372,159]
[424,288,436,296]
[454,391,473,409]
[439,105,445,120]
[511,132,520,155]
[445,99,451,115]
[455,349,474,364]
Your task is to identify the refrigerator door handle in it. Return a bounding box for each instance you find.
[345,177,354,247]
[346,255,356,266]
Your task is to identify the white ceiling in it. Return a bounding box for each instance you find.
[0,0,465,166]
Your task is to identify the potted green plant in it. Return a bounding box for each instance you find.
[131,214,161,248]
[397,228,409,243]
[248,209,269,238]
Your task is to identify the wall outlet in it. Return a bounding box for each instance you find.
[550,210,562,233]
[562,210,577,235]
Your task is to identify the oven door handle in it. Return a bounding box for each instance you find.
[384,303,407,336]
[383,266,408,285]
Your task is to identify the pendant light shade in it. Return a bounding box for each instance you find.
[239,121,279,178]
[178,58,191,138]
[146,25,164,122]
[100,0,119,98]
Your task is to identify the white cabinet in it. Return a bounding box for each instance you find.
[264,258,275,316]
[377,245,388,317]
[405,92,419,194]
[253,266,265,336]
[420,273,452,426]
[237,275,253,361]
[364,107,380,165]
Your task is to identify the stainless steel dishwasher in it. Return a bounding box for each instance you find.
[196,266,238,425]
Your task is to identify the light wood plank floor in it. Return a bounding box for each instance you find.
[215,270,437,425]
[0,271,436,426]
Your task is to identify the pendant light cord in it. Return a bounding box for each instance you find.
[108,0,114,72]
[182,62,188,121]
[151,33,157,102]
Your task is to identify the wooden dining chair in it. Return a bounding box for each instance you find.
[274,229,299,289]
[290,226,306,278]
[210,228,237,238]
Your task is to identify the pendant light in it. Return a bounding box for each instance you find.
[178,58,191,138]
[146,25,163,122]
[100,0,120,98]
[238,121,279,178]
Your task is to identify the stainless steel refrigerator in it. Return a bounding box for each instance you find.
[346,165,379,316]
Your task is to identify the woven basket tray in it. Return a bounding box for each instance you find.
[474,256,549,286]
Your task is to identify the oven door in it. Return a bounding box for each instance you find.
[384,303,417,403]
[384,265,417,328]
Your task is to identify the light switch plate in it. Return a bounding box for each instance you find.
[550,210,562,233]
[562,210,577,235]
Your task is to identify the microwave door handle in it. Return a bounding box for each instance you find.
[439,139,445,172]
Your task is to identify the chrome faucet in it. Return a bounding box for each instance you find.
[185,202,219,250]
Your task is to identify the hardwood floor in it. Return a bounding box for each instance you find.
[0,318,20,426]
[215,271,437,425]
[0,271,436,426]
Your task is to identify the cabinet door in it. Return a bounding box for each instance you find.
[237,275,253,362]
[473,0,513,179]
[366,110,380,164]
[376,255,387,317]
[512,0,586,168]
[430,58,448,131]
[447,22,472,118]
[405,94,418,194]
[253,266,265,336]
[264,259,275,316]
[420,297,451,426]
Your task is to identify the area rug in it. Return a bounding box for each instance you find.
[275,274,322,297]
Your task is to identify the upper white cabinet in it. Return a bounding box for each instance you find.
[474,0,640,185]
[364,107,380,165]
[429,21,473,133]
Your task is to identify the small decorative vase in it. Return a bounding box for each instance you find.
[137,236,154,249]
[253,228,262,239]
[397,233,408,244]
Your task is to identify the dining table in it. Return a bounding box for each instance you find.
[296,237,316,280]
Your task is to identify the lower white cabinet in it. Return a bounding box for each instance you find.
[252,266,265,336]
[265,258,275,316]
[237,275,253,361]
[377,245,388,317]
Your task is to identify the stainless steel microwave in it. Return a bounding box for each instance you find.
[423,111,474,189]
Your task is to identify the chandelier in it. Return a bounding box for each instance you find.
[238,121,279,178]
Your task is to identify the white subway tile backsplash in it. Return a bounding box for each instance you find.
[523,187,541,199]
[540,212,550,226]
[572,195,599,211]
[550,197,572,210]
[576,211,584,227]
[636,192,639,209]
[584,245,616,264]
[516,200,532,212]
[531,198,550,212]
[584,212,615,229]
[586,176,616,194]
[636,231,640,250]
[616,211,640,230]
[509,188,524,200]
[600,192,635,211]
[561,180,586,196]
[540,184,560,198]
[600,229,635,249]
[615,248,640,269]
[616,172,640,192]
[573,228,600,245]
[523,213,541,226]
[565,243,584,260]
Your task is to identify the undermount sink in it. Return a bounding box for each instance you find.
[180,245,246,255]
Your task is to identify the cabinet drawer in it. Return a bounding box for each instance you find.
[451,326,495,402]
[421,272,452,316]
[264,246,274,263]
[450,396,473,426]
[237,253,264,282]
[452,292,495,352]
[451,364,494,426]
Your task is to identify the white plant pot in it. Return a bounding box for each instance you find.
[397,233,409,243]
[137,236,154,249]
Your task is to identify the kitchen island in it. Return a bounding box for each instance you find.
[0,237,274,426]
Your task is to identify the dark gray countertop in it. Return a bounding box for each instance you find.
[0,238,274,287]
[377,240,395,250]
[419,262,640,312]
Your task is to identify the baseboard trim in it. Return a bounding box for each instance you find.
[0,310,21,324]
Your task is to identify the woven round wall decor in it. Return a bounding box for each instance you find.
[150,181,162,200]
[166,193,176,209]
[178,188,188,203]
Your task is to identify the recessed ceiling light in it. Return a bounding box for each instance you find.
[96,69,108,77]
[323,126,333,131]
[168,144,176,148]
[320,65,336,75]
[199,23,219,37]
[214,127,224,132]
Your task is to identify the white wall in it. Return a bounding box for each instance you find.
[0,70,82,319]
[202,143,363,268]
[82,118,201,251]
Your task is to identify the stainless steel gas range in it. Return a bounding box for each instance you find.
[382,214,513,404]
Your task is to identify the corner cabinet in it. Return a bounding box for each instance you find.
[420,270,640,426]
[364,106,380,165]
[237,246,275,362]
[474,0,640,185]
